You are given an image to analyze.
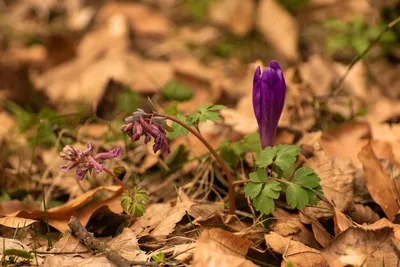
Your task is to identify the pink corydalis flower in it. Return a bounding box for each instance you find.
[121,109,171,156]
[59,142,121,180]
[253,60,286,148]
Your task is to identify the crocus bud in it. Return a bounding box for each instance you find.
[252,60,286,148]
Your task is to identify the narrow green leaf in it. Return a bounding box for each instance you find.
[4,249,33,260]
[255,146,278,168]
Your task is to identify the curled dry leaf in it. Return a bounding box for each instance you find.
[347,202,380,224]
[256,0,299,62]
[333,207,353,236]
[302,141,354,219]
[192,228,255,267]
[209,0,255,37]
[322,226,398,267]
[1,186,123,232]
[265,232,328,267]
[358,142,398,221]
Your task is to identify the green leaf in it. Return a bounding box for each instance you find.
[243,182,263,199]
[4,249,33,260]
[249,169,268,183]
[255,146,278,168]
[293,167,320,189]
[117,89,138,113]
[264,181,282,199]
[162,80,193,101]
[120,187,149,217]
[274,145,301,170]
[286,184,309,209]
[207,104,226,111]
[253,190,275,215]
[151,252,165,262]
[168,114,189,139]
[219,139,240,169]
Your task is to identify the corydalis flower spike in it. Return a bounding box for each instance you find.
[59,143,121,180]
[252,60,286,148]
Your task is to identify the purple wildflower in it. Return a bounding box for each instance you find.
[59,142,121,180]
[253,60,286,148]
[121,110,170,155]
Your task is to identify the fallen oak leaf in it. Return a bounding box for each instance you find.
[358,142,399,221]
[265,231,328,267]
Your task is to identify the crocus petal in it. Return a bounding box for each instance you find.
[61,162,78,171]
[76,167,87,180]
[94,147,122,160]
[252,61,286,148]
[252,66,262,124]
[88,156,104,173]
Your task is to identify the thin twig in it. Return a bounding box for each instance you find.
[68,216,158,267]
[156,113,236,214]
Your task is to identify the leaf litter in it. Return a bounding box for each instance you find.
[1,0,400,266]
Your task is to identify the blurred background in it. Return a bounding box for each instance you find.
[0,0,399,191]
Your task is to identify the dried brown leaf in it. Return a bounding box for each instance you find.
[333,207,353,236]
[347,202,380,224]
[2,186,123,231]
[256,0,299,61]
[192,228,255,267]
[358,142,398,220]
[322,226,397,267]
[265,232,328,267]
[96,2,173,37]
[209,0,255,37]
[302,142,354,219]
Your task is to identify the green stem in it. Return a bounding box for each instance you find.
[157,113,236,214]
[103,168,129,191]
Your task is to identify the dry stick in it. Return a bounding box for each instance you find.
[330,16,400,96]
[157,113,236,214]
[68,216,158,267]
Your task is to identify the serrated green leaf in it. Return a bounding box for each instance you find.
[305,188,320,206]
[264,181,282,199]
[244,182,263,199]
[162,80,193,101]
[293,167,321,189]
[4,249,33,259]
[274,145,301,170]
[249,169,268,183]
[168,114,189,139]
[286,184,309,209]
[120,188,149,217]
[255,146,278,168]
[202,110,220,121]
[253,191,275,215]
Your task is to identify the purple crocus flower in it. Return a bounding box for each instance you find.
[121,110,171,156]
[253,60,286,148]
[59,142,121,180]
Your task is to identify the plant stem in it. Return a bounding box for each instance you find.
[103,168,129,191]
[157,113,236,214]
